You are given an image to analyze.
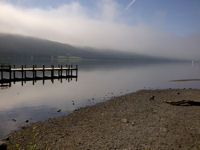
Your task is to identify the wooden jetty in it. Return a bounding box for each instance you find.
[0,64,78,87]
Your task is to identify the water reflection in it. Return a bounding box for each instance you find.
[0,76,78,88]
[0,61,199,139]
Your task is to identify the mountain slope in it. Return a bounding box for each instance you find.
[0,33,179,62]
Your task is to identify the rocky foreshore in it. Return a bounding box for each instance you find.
[1,89,200,150]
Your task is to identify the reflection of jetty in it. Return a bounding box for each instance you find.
[0,64,78,87]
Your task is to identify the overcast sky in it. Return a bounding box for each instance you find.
[0,0,200,59]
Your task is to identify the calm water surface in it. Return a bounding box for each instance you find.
[0,61,200,138]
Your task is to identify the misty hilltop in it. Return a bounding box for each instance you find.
[0,33,181,63]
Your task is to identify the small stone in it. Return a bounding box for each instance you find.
[121,118,128,123]
[160,127,167,132]
[149,96,155,101]
[0,141,7,150]
[131,121,135,126]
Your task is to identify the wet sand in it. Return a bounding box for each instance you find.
[3,89,200,150]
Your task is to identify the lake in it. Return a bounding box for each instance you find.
[0,61,200,139]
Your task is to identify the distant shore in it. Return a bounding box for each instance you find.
[3,89,200,150]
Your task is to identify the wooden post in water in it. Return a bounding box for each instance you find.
[70,65,73,81]
[71,65,73,76]
[24,65,27,80]
[76,65,78,77]
[58,64,60,77]
[13,65,16,84]
[35,65,37,79]
[9,65,11,80]
[51,65,54,83]
[21,65,24,79]
[61,65,63,77]
[68,65,70,82]
[1,66,3,80]
[33,65,35,79]
[33,65,37,85]
[66,65,68,77]
[76,65,78,82]
[42,65,45,85]
[51,65,54,78]
[21,65,24,86]
[43,65,45,78]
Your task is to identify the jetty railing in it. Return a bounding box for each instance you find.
[0,64,78,87]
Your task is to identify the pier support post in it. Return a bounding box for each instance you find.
[76,65,78,82]
[13,65,16,83]
[42,65,45,85]
[9,65,11,80]
[61,65,63,77]
[1,67,3,80]
[43,65,45,78]
[51,65,54,83]
[76,65,78,77]
[68,65,70,82]
[21,65,24,86]
[58,65,60,77]
[21,65,24,79]
[66,65,68,77]
[51,65,54,78]
[71,65,73,77]
[33,65,35,79]
[35,65,37,79]
[24,65,27,80]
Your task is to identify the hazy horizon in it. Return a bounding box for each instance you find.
[0,0,200,59]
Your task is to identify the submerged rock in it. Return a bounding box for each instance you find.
[12,119,16,122]
[57,109,61,112]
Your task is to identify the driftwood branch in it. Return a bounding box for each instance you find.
[165,100,200,106]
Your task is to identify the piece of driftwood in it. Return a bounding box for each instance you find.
[171,79,200,82]
[165,100,200,106]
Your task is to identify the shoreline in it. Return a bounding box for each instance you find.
[2,89,200,150]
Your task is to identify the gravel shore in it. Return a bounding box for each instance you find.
[3,89,200,150]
